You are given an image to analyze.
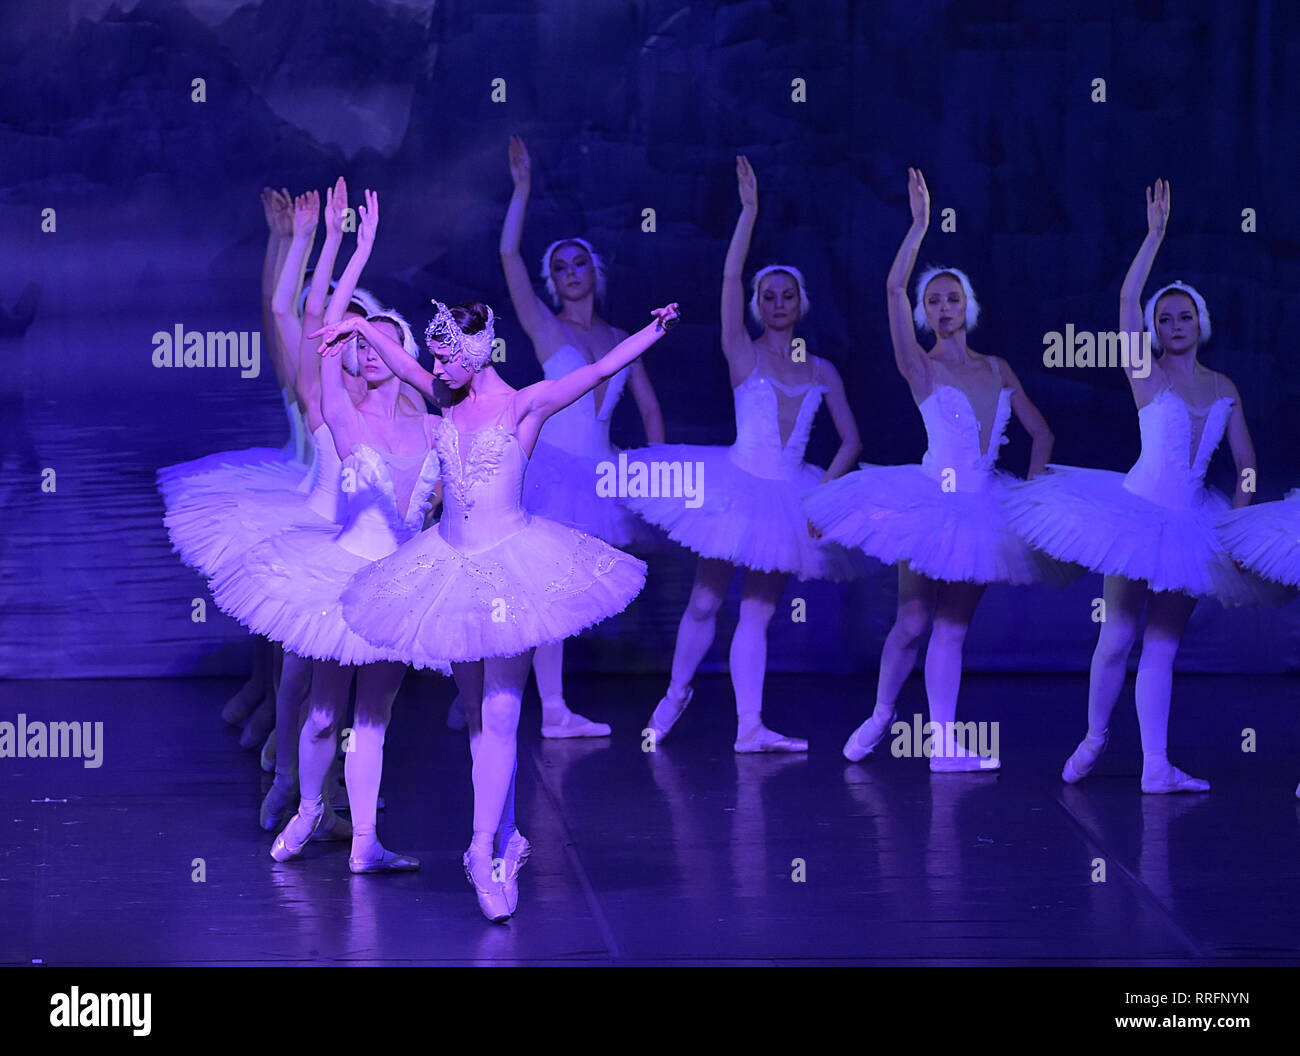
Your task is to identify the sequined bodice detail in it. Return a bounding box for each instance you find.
[333,439,439,561]
[1124,388,1233,509]
[728,367,827,480]
[434,409,530,554]
[297,424,344,521]
[918,385,1013,492]
[537,344,630,457]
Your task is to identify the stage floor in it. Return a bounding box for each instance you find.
[3,672,1299,965]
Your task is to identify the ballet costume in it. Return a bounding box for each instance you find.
[1002,379,1274,793]
[1218,489,1300,589]
[339,396,646,919]
[803,360,1060,586]
[620,361,861,581]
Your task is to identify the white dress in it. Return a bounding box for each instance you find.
[1003,383,1270,604]
[208,418,443,666]
[339,398,647,668]
[804,361,1058,584]
[522,344,648,546]
[619,358,860,580]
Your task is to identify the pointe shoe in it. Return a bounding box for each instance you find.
[734,725,808,754]
[259,732,276,774]
[463,843,511,922]
[221,681,263,726]
[259,776,298,832]
[239,697,275,750]
[1141,765,1209,794]
[541,706,611,739]
[446,694,467,732]
[270,805,324,862]
[842,713,893,762]
[498,830,532,915]
[646,687,692,745]
[929,744,1000,772]
[349,846,420,874]
[1062,731,1108,784]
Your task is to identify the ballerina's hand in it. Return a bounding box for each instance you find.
[356,188,379,250]
[272,187,294,238]
[908,168,930,227]
[260,187,279,231]
[310,316,362,354]
[292,190,319,238]
[324,176,347,237]
[508,135,531,189]
[737,155,757,210]
[651,303,681,332]
[1146,178,1170,237]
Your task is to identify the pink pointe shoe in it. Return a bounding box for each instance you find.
[463,842,511,923]
[1062,731,1109,785]
[1141,762,1209,795]
[270,801,325,862]
[842,712,894,762]
[646,686,693,746]
[498,830,532,915]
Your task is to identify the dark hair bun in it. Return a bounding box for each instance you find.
[451,301,491,336]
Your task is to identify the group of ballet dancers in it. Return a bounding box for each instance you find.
[160,143,1300,923]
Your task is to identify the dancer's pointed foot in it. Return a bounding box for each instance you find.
[843,711,894,762]
[541,703,611,739]
[446,693,467,731]
[498,830,532,915]
[349,845,420,874]
[1062,730,1108,784]
[259,774,298,832]
[239,695,275,750]
[270,799,324,862]
[734,725,808,754]
[646,686,692,745]
[929,743,1000,772]
[259,731,276,773]
[221,679,263,726]
[1141,762,1209,794]
[463,838,510,922]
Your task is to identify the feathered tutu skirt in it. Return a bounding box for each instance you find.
[208,523,445,670]
[616,444,861,580]
[803,463,1064,585]
[340,516,647,669]
[1217,489,1300,588]
[1002,465,1272,605]
[522,440,654,548]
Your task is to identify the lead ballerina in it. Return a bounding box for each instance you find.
[804,168,1059,771]
[325,297,680,922]
[1003,179,1269,794]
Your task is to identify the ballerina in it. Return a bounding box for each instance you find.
[209,191,443,870]
[805,168,1058,771]
[495,134,666,739]
[326,297,678,920]
[623,155,862,754]
[1003,179,1267,794]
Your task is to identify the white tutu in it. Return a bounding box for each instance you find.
[341,517,646,669]
[156,448,305,508]
[804,463,1066,585]
[1003,465,1272,604]
[523,439,654,547]
[1217,489,1300,587]
[618,443,861,580]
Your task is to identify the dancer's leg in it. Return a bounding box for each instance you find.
[454,663,520,853]
[535,640,610,738]
[239,641,279,749]
[347,661,419,868]
[1063,575,1145,783]
[259,650,312,830]
[925,580,991,770]
[844,564,935,761]
[222,635,269,724]
[648,557,733,738]
[732,569,803,752]
[1136,589,1207,793]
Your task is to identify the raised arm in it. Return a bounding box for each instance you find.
[519,305,679,428]
[886,168,933,399]
[815,358,861,483]
[499,136,554,343]
[1119,179,1170,399]
[316,319,365,457]
[721,155,758,379]
[269,191,318,392]
[260,188,292,387]
[997,357,1054,480]
[293,178,348,410]
[324,188,379,327]
[313,315,438,403]
[1222,379,1256,509]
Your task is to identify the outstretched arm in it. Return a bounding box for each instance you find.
[499,136,553,344]
[721,155,758,381]
[1120,179,1169,398]
[519,306,679,426]
[816,359,861,483]
[886,168,932,400]
[998,357,1054,479]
